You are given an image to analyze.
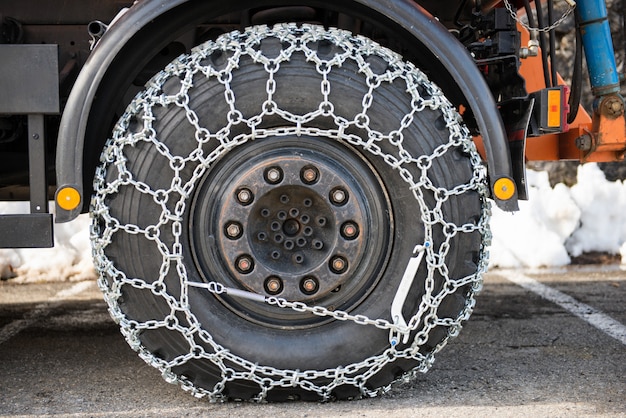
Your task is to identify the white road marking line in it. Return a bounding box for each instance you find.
[503,270,626,346]
[0,280,93,345]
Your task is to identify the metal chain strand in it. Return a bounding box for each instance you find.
[90,24,491,402]
[503,0,576,33]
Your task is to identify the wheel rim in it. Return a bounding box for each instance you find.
[190,136,392,327]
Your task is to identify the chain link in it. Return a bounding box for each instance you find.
[503,0,576,33]
[91,23,491,402]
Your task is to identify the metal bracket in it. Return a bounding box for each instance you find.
[390,243,428,346]
[0,44,58,248]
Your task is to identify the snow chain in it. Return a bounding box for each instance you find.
[91,24,491,402]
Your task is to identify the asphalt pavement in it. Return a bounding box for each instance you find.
[0,266,624,417]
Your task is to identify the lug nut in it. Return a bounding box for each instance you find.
[300,166,319,184]
[235,255,254,274]
[300,277,319,294]
[329,255,348,274]
[264,276,283,295]
[330,187,348,205]
[236,188,254,205]
[225,221,243,239]
[341,221,359,240]
[265,167,283,184]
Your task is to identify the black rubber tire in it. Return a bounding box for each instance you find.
[91,24,487,401]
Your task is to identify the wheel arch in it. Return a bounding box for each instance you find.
[55,0,518,222]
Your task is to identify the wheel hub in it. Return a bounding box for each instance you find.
[190,136,392,323]
[220,154,368,300]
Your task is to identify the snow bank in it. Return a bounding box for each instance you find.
[1,163,626,281]
[490,163,626,268]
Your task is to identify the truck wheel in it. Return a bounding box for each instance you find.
[91,24,490,401]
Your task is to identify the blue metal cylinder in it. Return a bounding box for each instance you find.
[577,0,620,96]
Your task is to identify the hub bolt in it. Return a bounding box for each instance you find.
[301,166,319,184]
[341,221,359,240]
[265,167,283,184]
[330,187,348,205]
[235,255,254,274]
[225,221,243,239]
[300,277,319,294]
[264,276,283,295]
[236,188,254,205]
[330,255,348,274]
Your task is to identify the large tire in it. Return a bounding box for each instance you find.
[91,24,490,401]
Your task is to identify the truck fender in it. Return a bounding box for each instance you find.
[55,0,518,222]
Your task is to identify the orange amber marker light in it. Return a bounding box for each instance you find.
[547,89,562,128]
[493,177,516,201]
[56,187,81,211]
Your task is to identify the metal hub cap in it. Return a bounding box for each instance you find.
[190,136,392,323]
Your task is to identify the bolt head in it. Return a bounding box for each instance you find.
[341,222,359,239]
[301,166,319,184]
[225,222,242,239]
[602,97,625,117]
[301,277,318,294]
[236,188,253,205]
[265,167,283,183]
[330,256,347,273]
[330,187,348,205]
[265,276,283,294]
[235,255,254,273]
[576,134,593,151]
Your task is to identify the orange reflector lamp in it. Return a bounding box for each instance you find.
[493,177,516,201]
[56,186,81,211]
[532,86,567,134]
[547,89,562,128]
